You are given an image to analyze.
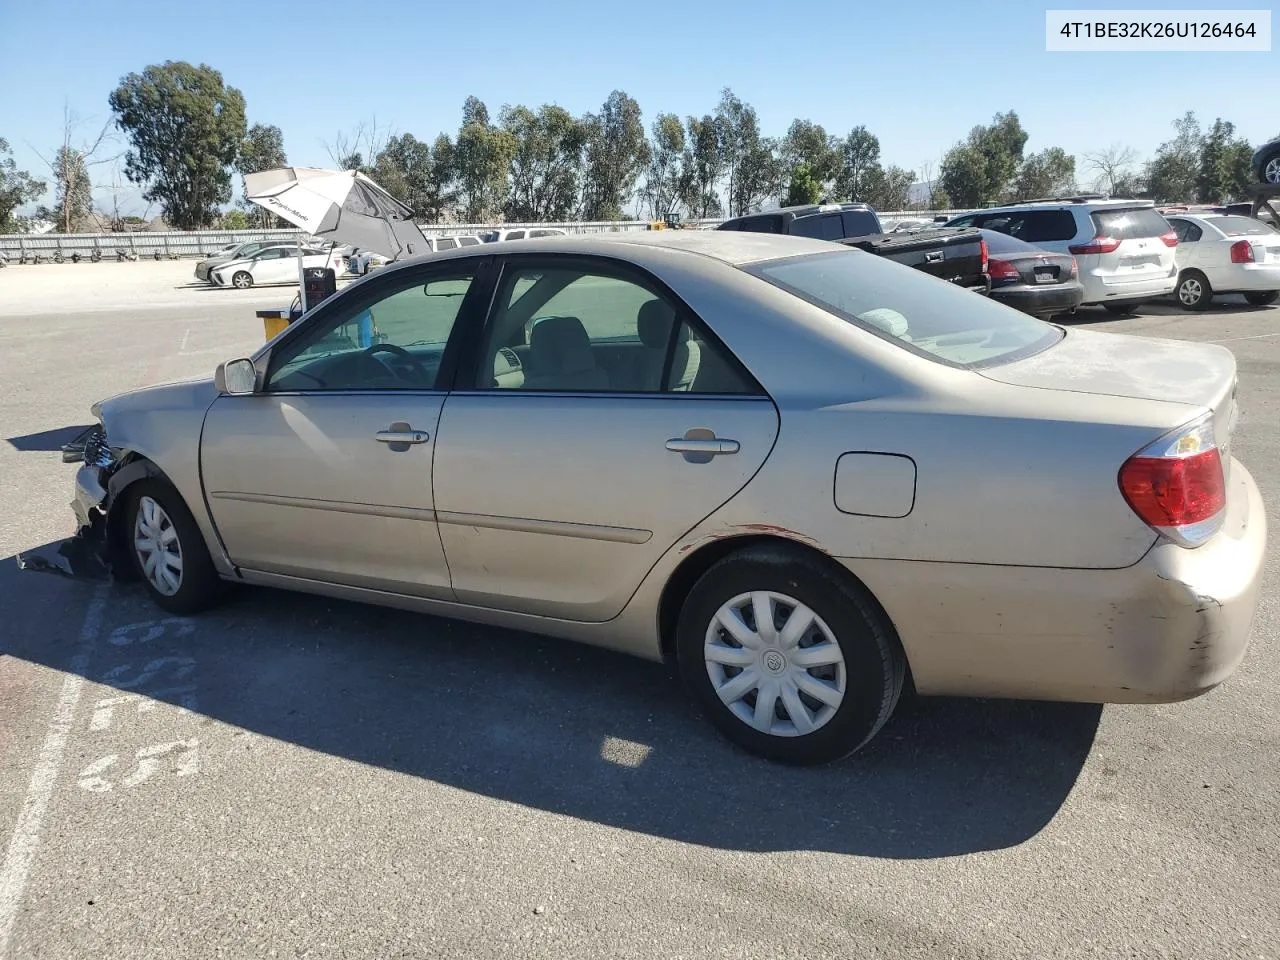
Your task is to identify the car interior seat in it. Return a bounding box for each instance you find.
[521,316,610,391]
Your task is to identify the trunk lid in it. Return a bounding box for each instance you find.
[979,326,1239,459]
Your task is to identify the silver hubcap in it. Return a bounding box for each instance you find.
[1179,277,1203,304]
[1266,157,1280,184]
[704,591,847,738]
[233,273,250,288]
[133,496,183,596]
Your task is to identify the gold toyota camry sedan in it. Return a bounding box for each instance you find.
[62,231,1268,764]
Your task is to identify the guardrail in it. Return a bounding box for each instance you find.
[0,211,979,260]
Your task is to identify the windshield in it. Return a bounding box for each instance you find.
[1211,216,1277,237]
[746,249,1063,368]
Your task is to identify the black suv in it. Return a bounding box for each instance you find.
[716,203,883,241]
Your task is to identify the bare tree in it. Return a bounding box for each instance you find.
[323,117,395,172]
[1083,143,1138,195]
[28,103,119,232]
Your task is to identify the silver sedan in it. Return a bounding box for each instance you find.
[64,232,1268,764]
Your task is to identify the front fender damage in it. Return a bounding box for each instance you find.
[16,426,154,582]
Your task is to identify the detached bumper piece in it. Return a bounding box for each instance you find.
[17,427,118,581]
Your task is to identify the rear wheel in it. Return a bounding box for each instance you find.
[124,479,224,615]
[1244,291,1279,307]
[231,270,253,289]
[675,545,905,765]
[1176,271,1212,311]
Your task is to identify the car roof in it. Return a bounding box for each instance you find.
[960,197,1155,214]
[394,230,839,270]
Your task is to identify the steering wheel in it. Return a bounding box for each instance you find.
[366,342,432,384]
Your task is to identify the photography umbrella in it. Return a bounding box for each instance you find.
[244,167,429,310]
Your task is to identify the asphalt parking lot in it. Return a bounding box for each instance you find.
[1,262,1278,959]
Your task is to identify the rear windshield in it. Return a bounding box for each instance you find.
[980,230,1037,254]
[1211,216,1277,237]
[746,249,1062,368]
[1091,207,1170,240]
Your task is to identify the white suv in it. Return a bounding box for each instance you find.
[947,197,1178,313]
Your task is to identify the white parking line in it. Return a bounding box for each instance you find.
[0,585,107,957]
[1209,332,1280,344]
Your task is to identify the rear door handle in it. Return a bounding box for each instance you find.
[666,430,740,464]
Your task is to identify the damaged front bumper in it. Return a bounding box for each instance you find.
[16,426,119,580]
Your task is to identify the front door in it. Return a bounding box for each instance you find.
[250,247,295,284]
[432,256,780,622]
[201,259,491,597]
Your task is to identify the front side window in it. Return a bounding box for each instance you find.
[477,265,759,394]
[266,271,476,392]
[747,249,1062,368]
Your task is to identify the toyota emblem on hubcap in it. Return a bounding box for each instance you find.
[763,650,786,673]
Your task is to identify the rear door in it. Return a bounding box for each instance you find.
[431,255,780,622]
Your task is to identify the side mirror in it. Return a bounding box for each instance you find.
[215,358,257,396]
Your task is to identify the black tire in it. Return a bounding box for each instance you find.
[1244,291,1279,307]
[1175,270,1212,311]
[1102,301,1139,315]
[123,479,224,615]
[674,545,905,765]
[231,270,253,289]
[1260,150,1280,185]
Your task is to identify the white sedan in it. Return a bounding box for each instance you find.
[210,246,343,288]
[1165,213,1280,310]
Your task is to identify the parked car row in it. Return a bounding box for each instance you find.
[718,201,1085,319]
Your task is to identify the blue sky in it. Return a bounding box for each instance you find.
[1,0,1276,215]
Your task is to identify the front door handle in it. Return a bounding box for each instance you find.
[666,428,739,463]
[375,422,430,446]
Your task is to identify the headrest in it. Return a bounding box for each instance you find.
[637,299,678,349]
[529,316,594,373]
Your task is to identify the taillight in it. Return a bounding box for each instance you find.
[1118,417,1225,547]
[1230,240,1255,263]
[1159,230,1178,247]
[979,238,989,275]
[987,258,1020,282]
[1069,256,1078,276]
[1068,235,1121,255]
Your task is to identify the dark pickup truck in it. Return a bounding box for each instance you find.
[717,202,990,293]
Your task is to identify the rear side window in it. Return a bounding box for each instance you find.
[458,236,480,246]
[792,214,844,241]
[506,230,526,240]
[436,237,458,250]
[1011,210,1077,243]
[1211,216,1276,237]
[841,210,881,238]
[1092,207,1171,240]
[747,249,1062,369]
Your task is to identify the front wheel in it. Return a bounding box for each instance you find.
[231,270,253,289]
[1244,291,1278,307]
[125,479,224,615]
[675,546,905,765]
[1176,271,1212,311]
